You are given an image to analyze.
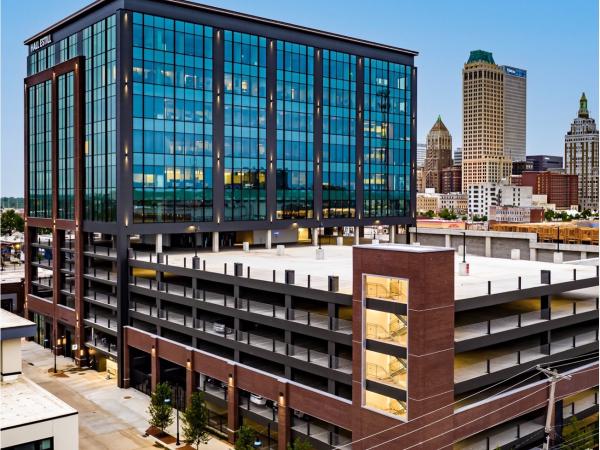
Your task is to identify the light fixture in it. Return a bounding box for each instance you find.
[151,345,156,356]
[279,392,285,406]
[186,358,191,369]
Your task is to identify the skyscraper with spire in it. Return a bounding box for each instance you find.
[565,93,599,210]
[424,116,453,193]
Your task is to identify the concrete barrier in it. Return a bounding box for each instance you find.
[511,249,520,260]
[277,245,285,256]
[242,242,250,252]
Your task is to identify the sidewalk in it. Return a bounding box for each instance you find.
[21,340,232,450]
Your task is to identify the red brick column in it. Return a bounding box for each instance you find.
[150,338,159,392]
[277,381,290,450]
[227,364,239,444]
[185,348,194,407]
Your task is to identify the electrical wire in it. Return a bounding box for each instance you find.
[333,351,598,449]
[550,427,599,450]
[366,365,599,450]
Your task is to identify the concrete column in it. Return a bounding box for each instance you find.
[485,236,492,257]
[530,248,537,261]
[312,228,319,246]
[156,233,163,254]
[389,225,396,243]
[265,229,272,249]
[212,231,219,253]
[354,226,360,245]
[445,234,451,248]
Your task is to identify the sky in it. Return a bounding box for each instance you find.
[1,0,598,197]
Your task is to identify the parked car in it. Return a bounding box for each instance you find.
[205,377,226,390]
[213,320,233,335]
[250,394,267,406]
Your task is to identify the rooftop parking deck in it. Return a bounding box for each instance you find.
[129,243,599,298]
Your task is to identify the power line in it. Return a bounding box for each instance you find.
[366,365,598,450]
[333,352,597,449]
[550,427,599,450]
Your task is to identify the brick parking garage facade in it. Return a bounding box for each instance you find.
[23,1,598,449]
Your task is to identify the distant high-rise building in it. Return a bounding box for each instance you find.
[424,116,453,193]
[462,50,512,192]
[512,160,534,175]
[526,155,563,172]
[417,143,427,167]
[454,147,462,166]
[502,66,527,162]
[564,93,599,210]
[441,166,462,194]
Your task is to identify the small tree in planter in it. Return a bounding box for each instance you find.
[182,391,210,449]
[148,382,173,435]
[234,425,256,450]
[287,437,313,450]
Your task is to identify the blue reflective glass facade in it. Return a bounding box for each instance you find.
[276,41,314,220]
[27,81,53,218]
[223,31,267,221]
[57,72,75,219]
[132,13,213,223]
[25,2,416,230]
[363,58,411,217]
[322,50,356,218]
[83,16,117,221]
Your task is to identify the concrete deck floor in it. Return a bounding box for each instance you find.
[132,243,598,298]
[21,340,232,450]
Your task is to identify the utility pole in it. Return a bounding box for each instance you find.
[462,231,466,263]
[537,365,572,450]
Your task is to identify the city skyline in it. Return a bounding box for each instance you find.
[1,0,598,197]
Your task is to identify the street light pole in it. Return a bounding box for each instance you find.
[462,232,466,263]
[537,365,572,450]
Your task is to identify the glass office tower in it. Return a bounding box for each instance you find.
[23,0,417,403]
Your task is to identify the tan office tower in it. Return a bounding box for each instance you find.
[565,93,599,210]
[462,50,511,192]
[424,116,453,193]
[502,66,527,162]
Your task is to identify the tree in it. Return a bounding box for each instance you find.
[561,416,595,450]
[182,391,210,449]
[148,382,173,434]
[287,437,314,450]
[580,209,592,219]
[544,209,555,222]
[424,210,435,219]
[234,425,256,450]
[439,208,458,220]
[0,209,24,235]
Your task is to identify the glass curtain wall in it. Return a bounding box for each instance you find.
[322,50,356,218]
[132,13,213,223]
[363,58,411,217]
[28,81,53,218]
[83,16,117,221]
[276,41,314,219]
[223,31,267,221]
[57,72,75,219]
